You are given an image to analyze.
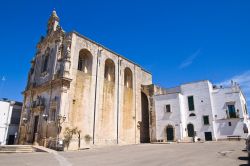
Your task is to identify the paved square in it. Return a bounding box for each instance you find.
[0,141,248,166]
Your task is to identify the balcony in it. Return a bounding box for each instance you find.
[31,96,45,112]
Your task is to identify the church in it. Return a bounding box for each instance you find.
[18,10,249,150]
[18,10,155,150]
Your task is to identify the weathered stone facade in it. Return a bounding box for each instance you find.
[18,10,152,150]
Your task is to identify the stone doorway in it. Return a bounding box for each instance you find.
[32,116,39,143]
[166,125,174,141]
[140,92,150,143]
[187,123,194,137]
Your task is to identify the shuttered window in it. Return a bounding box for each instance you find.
[188,96,195,111]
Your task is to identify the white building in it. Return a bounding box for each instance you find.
[0,99,22,145]
[154,80,249,142]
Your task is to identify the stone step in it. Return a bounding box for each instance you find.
[180,137,194,143]
[0,145,34,153]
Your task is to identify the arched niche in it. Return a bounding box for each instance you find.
[77,49,93,74]
[42,48,50,73]
[124,67,133,89]
[104,59,115,82]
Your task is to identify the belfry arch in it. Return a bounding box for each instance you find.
[104,59,115,82]
[71,48,93,135]
[77,49,93,74]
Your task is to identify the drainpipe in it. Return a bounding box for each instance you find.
[134,64,137,144]
[117,58,121,144]
[93,48,102,144]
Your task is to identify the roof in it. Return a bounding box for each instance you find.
[0,98,22,105]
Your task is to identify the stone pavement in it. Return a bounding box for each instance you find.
[0,141,248,166]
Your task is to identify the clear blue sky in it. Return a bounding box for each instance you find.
[0,0,250,104]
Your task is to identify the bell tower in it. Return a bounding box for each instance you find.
[47,10,60,35]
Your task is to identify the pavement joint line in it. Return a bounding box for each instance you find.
[33,146,72,166]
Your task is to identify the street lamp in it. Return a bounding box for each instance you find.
[22,117,28,144]
[56,114,66,150]
[42,113,49,147]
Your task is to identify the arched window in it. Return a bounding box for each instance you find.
[189,113,196,117]
[42,48,50,73]
[124,67,133,88]
[104,59,115,82]
[77,49,93,74]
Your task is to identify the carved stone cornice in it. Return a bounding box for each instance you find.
[23,77,72,95]
[37,29,65,50]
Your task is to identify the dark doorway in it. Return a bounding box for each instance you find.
[7,135,15,145]
[205,132,212,141]
[166,125,174,141]
[32,116,39,143]
[140,92,150,143]
[187,124,194,137]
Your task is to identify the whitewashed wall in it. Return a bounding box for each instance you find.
[154,80,248,142]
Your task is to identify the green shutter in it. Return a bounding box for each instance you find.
[203,116,209,125]
[188,96,195,111]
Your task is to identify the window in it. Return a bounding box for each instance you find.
[51,109,56,121]
[104,59,115,82]
[124,68,133,88]
[77,49,93,74]
[228,122,232,126]
[188,96,195,111]
[78,56,84,71]
[165,105,171,113]
[189,113,196,117]
[203,116,209,125]
[244,104,248,115]
[10,109,21,125]
[42,55,49,73]
[228,105,236,118]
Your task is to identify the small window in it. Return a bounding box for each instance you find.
[189,113,196,117]
[228,122,232,126]
[10,109,21,125]
[165,105,171,113]
[188,96,195,111]
[203,116,209,125]
[228,105,236,118]
[42,55,49,73]
[244,104,248,115]
[51,109,56,121]
[78,56,84,71]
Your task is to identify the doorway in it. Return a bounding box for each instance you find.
[7,135,15,145]
[166,125,174,141]
[140,92,150,143]
[205,132,212,141]
[32,116,39,143]
[187,124,194,137]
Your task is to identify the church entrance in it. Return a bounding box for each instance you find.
[32,116,39,143]
[140,92,150,143]
[166,125,174,141]
[187,123,194,137]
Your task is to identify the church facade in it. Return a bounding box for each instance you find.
[18,10,153,149]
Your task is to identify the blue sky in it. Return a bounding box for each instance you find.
[0,0,249,106]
